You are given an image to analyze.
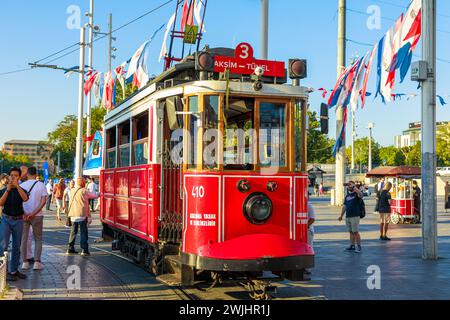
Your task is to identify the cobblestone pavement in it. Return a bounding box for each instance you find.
[297,195,450,300]
[10,207,184,300]
[6,197,450,300]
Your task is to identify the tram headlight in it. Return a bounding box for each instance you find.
[289,59,307,79]
[195,51,215,71]
[243,193,273,225]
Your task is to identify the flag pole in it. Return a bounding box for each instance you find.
[421,0,438,260]
[86,0,94,154]
[334,0,346,206]
[75,27,86,179]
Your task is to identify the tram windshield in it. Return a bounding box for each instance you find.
[180,94,299,172]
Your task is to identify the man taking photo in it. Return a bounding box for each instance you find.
[339,181,364,253]
[0,167,29,281]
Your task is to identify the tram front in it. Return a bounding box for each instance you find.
[167,45,314,281]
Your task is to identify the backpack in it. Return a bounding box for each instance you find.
[359,198,366,219]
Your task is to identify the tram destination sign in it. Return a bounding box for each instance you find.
[214,43,286,78]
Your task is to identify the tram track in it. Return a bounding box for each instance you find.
[42,226,318,300]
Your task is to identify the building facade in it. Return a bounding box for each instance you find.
[395,121,449,148]
[2,140,53,170]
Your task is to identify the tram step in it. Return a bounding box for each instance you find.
[164,255,182,275]
[156,273,181,287]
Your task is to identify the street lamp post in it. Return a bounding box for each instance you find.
[368,122,375,172]
[75,27,86,179]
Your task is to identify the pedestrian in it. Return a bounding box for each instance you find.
[304,201,316,276]
[338,181,364,253]
[314,183,319,197]
[53,178,66,221]
[445,181,450,213]
[374,178,385,213]
[0,167,29,281]
[66,178,98,256]
[86,177,98,212]
[412,180,421,223]
[20,166,47,271]
[319,183,324,196]
[62,180,75,222]
[378,182,393,241]
[45,179,53,211]
[0,173,8,219]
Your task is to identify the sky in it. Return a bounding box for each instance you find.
[0,0,449,149]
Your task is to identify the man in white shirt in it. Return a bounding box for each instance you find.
[45,180,53,211]
[87,177,98,212]
[20,167,48,270]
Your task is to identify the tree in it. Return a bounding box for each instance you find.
[378,146,405,166]
[306,111,335,164]
[437,123,450,166]
[346,137,381,167]
[0,151,32,173]
[47,106,106,174]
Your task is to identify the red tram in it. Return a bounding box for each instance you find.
[100,44,314,285]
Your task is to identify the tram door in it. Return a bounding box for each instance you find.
[159,96,183,243]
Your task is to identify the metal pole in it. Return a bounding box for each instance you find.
[75,27,86,179]
[57,151,61,175]
[351,109,355,172]
[368,123,374,171]
[260,0,269,59]
[108,13,112,73]
[421,0,438,260]
[86,0,94,154]
[334,0,346,206]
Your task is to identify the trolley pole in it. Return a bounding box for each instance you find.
[421,0,438,260]
[260,0,269,59]
[334,0,346,206]
[75,27,86,179]
[86,0,94,154]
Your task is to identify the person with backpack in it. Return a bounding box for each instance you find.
[338,181,364,253]
[378,182,393,241]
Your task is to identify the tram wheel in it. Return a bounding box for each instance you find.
[413,215,420,224]
[391,213,400,225]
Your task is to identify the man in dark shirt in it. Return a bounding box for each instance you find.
[412,180,421,223]
[378,182,393,241]
[0,167,29,281]
[339,181,364,253]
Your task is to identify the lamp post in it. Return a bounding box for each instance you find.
[368,122,375,172]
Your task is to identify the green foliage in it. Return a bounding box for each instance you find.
[378,146,405,166]
[47,106,106,173]
[306,111,335,164]
[0,151,32,173]
[115,81,137,106]
[437,123,450,166]
[346,137,381,166]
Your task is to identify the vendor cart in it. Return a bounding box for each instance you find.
[366,166,421,225]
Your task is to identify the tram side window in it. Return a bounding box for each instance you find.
[187,96,199,169]
[118,121,130,167]
[203,95,219,169]
[223,98,255,170]
[259,102,286,168]
[132,112,149,166]
[106,127,117,169]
